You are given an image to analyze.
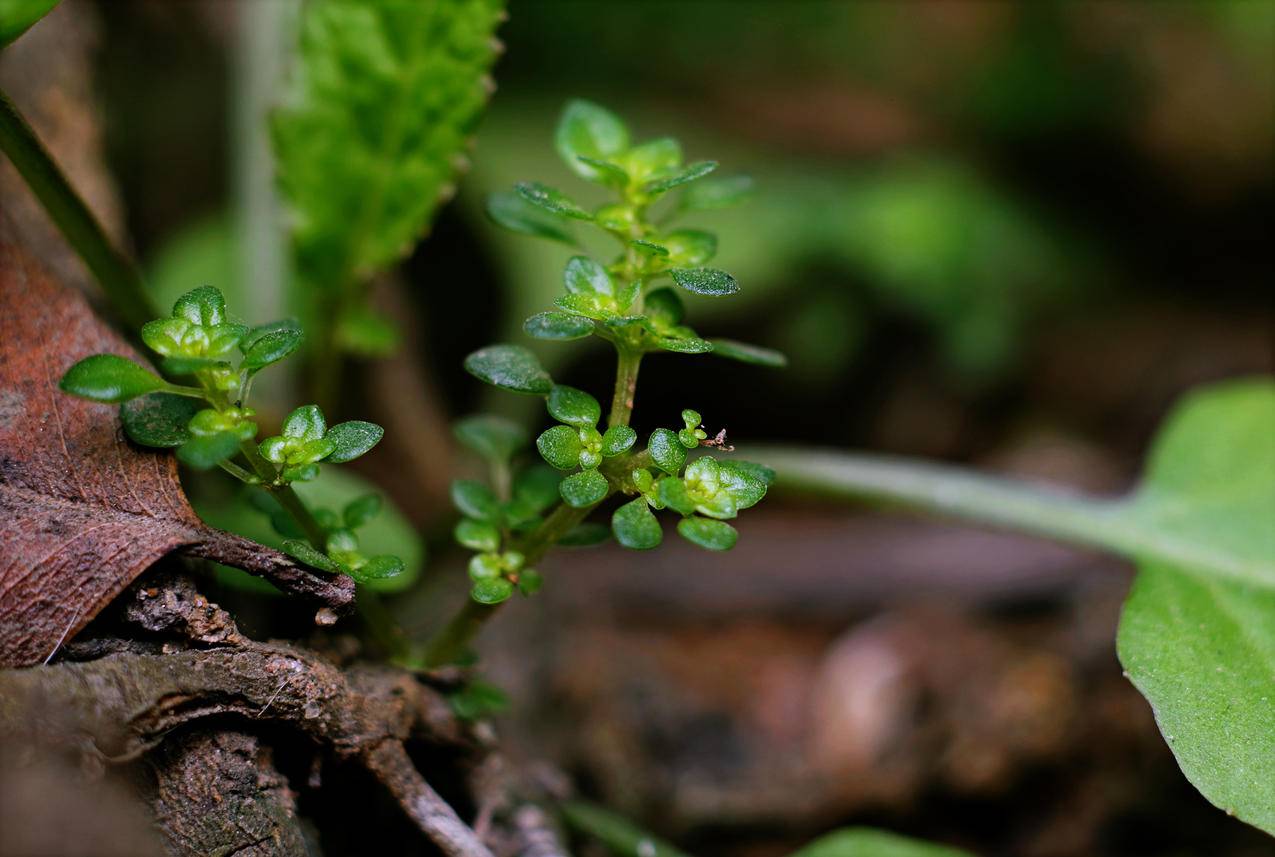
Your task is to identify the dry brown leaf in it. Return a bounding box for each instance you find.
[0,237,352,668]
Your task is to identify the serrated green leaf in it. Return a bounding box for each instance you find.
[556,99,629,181]
[670,267,739,297]
[645,160,717,195]
[547,385,601,427]
[454,414,527,462]
[0,0,61,47]
[120,393,199,448]
[537,425,582,470]
[464,344,553,395]
[612,498,662,550]
[325,420,384,463]
[280,539,342,573]
[515,181,593,220]
[524,311,594,341]
[677,516,737,551]
[273,0,504,298]
[648,428,686,475]
[282,404,326,441]
[451,479,499,522]
[789,827,976,857]
[485,191,577,245]
[242,327,303,370]
[559,468,608,508]
[563,255,613,295]
[678,174,754,211]
[454,518,500,552]
[59,355,166,403]
[177,432,242,470]
[601,425,637,457]
[710,338,788,368]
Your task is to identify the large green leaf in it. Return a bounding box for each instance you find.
[1117,380,1275,834]
[788,828,975,857]
[274,0,504,297]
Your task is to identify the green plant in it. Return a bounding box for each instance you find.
[419,101,784,667]
[58,285,401,585]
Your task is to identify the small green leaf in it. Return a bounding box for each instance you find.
[559,468,609,508]
[464,344,553,395]
[240,319,301,351]
[556,99,630,181]
[509,464,562,517]
[656,336,713,355]
[454,414,527,463]
[524,311,594,341]
[621,136,682,181]
[515,181,593,221]
[120,393,199,448]
[710,338,788,368]
[0,0,62,48]
[563,255,613,295]
[471,577,514,604]
[547,385,601,428]
[645,160,717,195]
[161,356,231,376]
[788,827,977,857]
[325,420,384,463]
[558,523,611,547]
[140,318,188,357]
[679,174,754,211]
[344,493,382,529]
[349,555,404,582]
[660,229,717,266]
[718,461,770,510]
[486,191,577,245]
[724,459,776,486]
[677,516,738,551]
[448,680,510,721]
[648,428,687,475]
[242,327,303,370]
[451,479,499,522]
[516,567,543,595]
[656,477,696,516]
[612,498,662,550]
[59,355,165,403]
[670,267,739,297]
[601,425,637,457]
[644,287,685,327]
[468,553,502,581]
[176,432,242,470]
[575,155,629,187]
[631,239,669,258]
[537,425,583,470]
[280,539,342,573]
[455,518,500,553]
[172,285,226,326]
[282,404,326,441]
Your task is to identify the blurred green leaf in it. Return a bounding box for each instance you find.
[451,479,499,522]
[0,0,61,47]
[464,344,553,395]
[486,190,577,245]
[788,827,976,857]
[645,160,717,195]
[524,310,593,341]
[273,0,505,298]
[177,432,241,470]
[515,181,593,220]
[558,522,611,547]
[454,414,527,463]
[556,99,630,181]
[709,338,787,368]
[334,306,400,357]
[120,393,199,448]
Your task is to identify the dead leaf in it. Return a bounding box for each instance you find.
[0,236,352,668]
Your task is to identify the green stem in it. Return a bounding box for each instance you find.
[419,501,599,668]
[763,446,1258,583]
[161,383,209,399]
[216,458,256,483]
[559,800,695,857]
[609,347,642,428]
[0,87,157,329]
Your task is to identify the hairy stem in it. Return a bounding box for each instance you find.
[419,501,599,668]
[608,347,642,428]
[0,87,157,329]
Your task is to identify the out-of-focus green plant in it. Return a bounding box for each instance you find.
[422,100,785,665]
[273,0,506,390]
[59,286,401,584]
[0,0,60,47]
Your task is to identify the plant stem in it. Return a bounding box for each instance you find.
[0,87,157,329]
[608,347,642,428]
[419,500,599,667]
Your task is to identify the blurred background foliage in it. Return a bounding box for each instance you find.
[24,1,1272,854]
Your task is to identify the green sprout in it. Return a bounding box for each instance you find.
[58,286,399,584]
[424,100,785,665]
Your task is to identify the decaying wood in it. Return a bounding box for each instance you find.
[0,237,352,668]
